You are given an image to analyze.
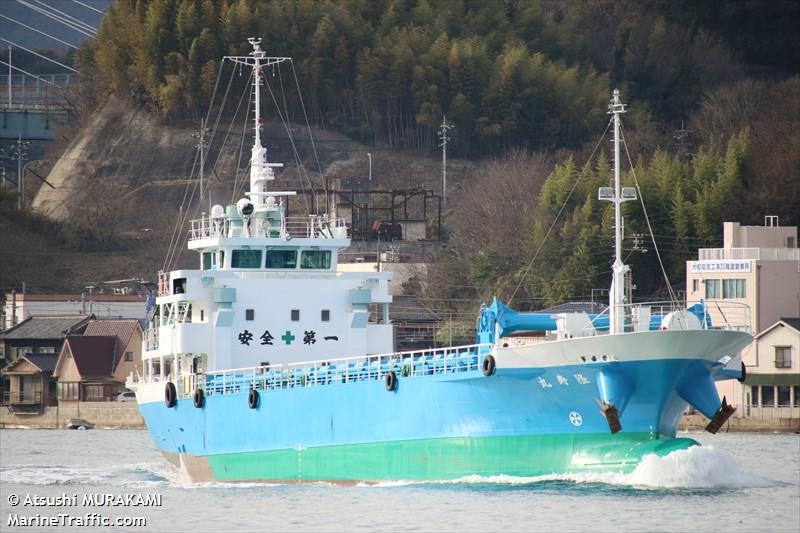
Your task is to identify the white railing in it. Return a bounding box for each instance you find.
[180,343,492,398]
[581,300,752,334]
[699,247,800,261]
[188,214,348,241]
[144,327,159,351]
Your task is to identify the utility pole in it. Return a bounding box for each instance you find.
[7,46,11,106]
[438,116,453,213]
[193,118,210,210]
[366,152,372,182]
[13,134,30,209]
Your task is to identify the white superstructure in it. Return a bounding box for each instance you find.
[140,39,393,385]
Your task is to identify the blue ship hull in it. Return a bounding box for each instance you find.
[138,356,723,482]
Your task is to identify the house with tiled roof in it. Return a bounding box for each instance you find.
[1,354,59,414]
[51,319,143,402]
[54,336,119,402]
[1,315,94,408]
[83,319,143,386]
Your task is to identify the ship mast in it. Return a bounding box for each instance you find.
[224,38,290,210]
[603,89,636,335]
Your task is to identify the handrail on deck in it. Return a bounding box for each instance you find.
[166,343,492,399]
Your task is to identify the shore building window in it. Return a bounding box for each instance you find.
[761,385,774,407]
[232,249,262,268]
[59,382,79,401]
[705,279,721,299]
[723,279,746,299]
[301,250,331,269]
[266,249,297,268]
[794,386,800,407]
[777,386,791,407]
[775,346,791,368]
[124,351,133,362]
[692,279,700,292]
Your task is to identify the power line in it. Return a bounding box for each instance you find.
[32,0,97,35]
[15,0,95,38]
[70,0,104,15]
[0,14,79,50]
[0,38,77,73]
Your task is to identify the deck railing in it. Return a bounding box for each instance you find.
[188,214,348,241]
[580,300,752,335]
[177,343,492,399]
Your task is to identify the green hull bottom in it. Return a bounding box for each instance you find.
[173,433,698,482]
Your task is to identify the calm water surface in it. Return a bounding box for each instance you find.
[1,429,798,532]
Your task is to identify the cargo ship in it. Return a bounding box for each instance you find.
[129,38,752,482]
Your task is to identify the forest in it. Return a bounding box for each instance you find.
[61,0,800,333]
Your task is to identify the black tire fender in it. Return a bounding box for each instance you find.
[164,382,177,408]
[482,355,496,377]
[385,370,397,392]
[248,388,259,409]
[193,388,205,408]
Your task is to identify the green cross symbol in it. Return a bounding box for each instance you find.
[281,330,295,345]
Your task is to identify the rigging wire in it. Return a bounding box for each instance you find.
[231,82,254,202]
[620,122,679,304]
[289,60,328,210]
[502,117,614,312]
[261,64,312,214]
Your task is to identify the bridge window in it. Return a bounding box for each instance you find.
[231,249,262,268]
[202,251,217,270]
[266,248,297,269]
[300,250,331,269]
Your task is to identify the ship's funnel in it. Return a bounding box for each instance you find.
[595,366,634,433]
[677,369,736,434]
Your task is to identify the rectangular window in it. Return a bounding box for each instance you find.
[203,252,212,270]
[58,382,79,401]
[291,309,300,321]
[775,346,792,368]
[692,279,699,292]
[788,236,795,248]
[777,385,791,406]
[124,351,133,362]
[246,309,255,321]
[300,250,332,269]
[722,279,746,299]
[321,310,330,322]
[231,249,262,268]
[265,249,297,268]
[219,250,225,268]
[794,386,800,407]
[84,385,104,402]
[705,279,721,299]
[761,385,774,407]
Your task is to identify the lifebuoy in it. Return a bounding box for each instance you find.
[248,388,259,409]
[737,361,747,383]
[385,370,397,392]
[164,382,177,408]
[193,388,205,408]
[482,355,496,377]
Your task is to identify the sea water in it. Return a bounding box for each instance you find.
[0,429,797,532]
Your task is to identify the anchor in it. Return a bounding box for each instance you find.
[595,398,622,434]
[704,396,736,434]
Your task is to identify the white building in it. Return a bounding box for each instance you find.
[686,217,800,418]
[2,293,148,331]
